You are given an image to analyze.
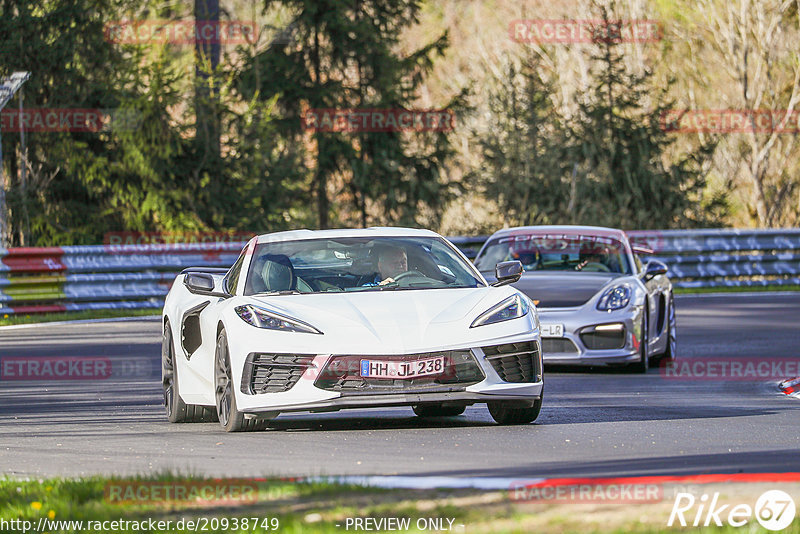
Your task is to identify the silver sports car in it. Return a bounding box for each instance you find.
[474,226,676,371]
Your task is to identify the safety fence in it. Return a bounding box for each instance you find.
[1,228,799,315]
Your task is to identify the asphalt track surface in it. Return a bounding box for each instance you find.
[1,294,798,480]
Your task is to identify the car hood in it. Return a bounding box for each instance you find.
[237,287,518,349]
[510,272,624,308]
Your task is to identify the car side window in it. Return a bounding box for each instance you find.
[225,251,247,295]
[634,254,644,274]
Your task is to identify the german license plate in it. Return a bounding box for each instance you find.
[541,323,565,337]
[359,357,445,379]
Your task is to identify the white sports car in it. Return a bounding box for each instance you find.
[161,228,543,431]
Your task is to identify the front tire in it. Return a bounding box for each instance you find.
[488,397,542,425]
[412,404,467,417]
[215,329,270,432]
[162,321,217,423]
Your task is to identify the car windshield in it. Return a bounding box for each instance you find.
[474,233,632,275]
[243,236,484,295]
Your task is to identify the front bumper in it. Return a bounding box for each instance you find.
[244,388,542,415]
[538,305,645,366]
[228,330,543,415]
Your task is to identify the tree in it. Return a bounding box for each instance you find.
[565,8,724,229]
[0,0,208,245]
[688,0,800,227]
[475,53,573,226]
[235,0,456,229]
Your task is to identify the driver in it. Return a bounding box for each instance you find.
[577,248,607,271]
[363,246,408,286]
[512,249,539,271]
[375,246,407,285]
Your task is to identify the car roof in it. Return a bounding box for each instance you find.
[254,227,442,244]
[486,225,629,241]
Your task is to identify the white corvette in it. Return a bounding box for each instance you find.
[161,228,543,432]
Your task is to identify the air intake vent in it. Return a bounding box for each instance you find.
[482,341,540,383]
[241,353,316,394]
[541,338,580,354]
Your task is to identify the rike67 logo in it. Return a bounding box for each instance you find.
[668,490,796,531]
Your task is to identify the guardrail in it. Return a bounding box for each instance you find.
[1,228,798,315]
[0,244,241,315]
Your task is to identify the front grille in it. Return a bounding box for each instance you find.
[314,350,485,393]
[580,327,626,350]
[482,341,540,383]
[241,353,316,394]
[541,338,580,354]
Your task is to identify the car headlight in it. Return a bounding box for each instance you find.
[596,284,631,311]
[471,294,529,328]
[234,305,323,334]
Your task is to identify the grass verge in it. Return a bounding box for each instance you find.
[0,308,160,327]
[2,475,800,533]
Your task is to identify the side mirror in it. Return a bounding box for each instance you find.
[642,260,668,281]
[184,273,229,297]
[492,261,523,287]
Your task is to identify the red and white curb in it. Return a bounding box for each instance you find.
[779,376,800,398]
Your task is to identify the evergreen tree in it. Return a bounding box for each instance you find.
[0,0,206,245]
[566,8,724,229]
[476,54,573,226]
[235,0,456,229]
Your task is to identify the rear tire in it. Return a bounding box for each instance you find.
[412,404,467,417]
[162,321,217,423]
[215,329,271,432]
[631,311,649,373]
[488,397,542,425]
